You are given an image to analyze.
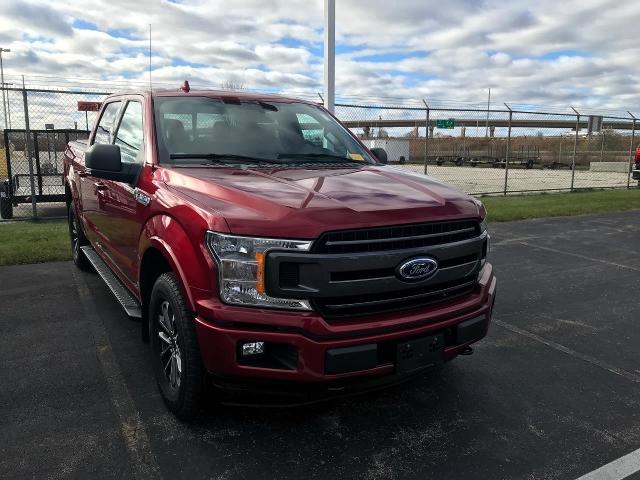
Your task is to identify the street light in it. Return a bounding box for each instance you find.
[0,48,10,130]
[323,0,335,114]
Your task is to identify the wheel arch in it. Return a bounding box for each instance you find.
[137,214,214,340]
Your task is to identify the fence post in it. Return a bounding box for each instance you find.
[34,131,43,196]
[21,78,37,218]
[503,104,512,196]
[570,107,580,192]
[627,111,636,189]
[422,99,429,175]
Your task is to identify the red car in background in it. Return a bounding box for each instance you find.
[633,147,640,183]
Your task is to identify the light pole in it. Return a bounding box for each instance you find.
[0,48,10,130]
[323,0,335,113]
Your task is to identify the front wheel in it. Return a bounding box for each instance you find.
[149,272,205,419]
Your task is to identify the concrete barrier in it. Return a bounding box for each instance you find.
[589,162,629,173]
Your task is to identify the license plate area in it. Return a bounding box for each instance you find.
[396,333,445,373]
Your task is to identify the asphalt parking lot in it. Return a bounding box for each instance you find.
[1,210,639,480]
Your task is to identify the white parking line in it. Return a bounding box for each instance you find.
[494,319,640,384]
[574,446,640,480]
[73,269,162,480]
[495,319,640,479]
[519,241,640,272]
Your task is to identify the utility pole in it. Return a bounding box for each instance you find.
[324,0,335,113]
[149,24,152,92]
[627,111,636,189]
[0,48,10,130]
[570,106,580,192]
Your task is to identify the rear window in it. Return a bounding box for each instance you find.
[94,102,121,145]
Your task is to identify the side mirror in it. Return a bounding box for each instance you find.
[371,147,388,164]
[86,144,122,171]
[85,144,136,183]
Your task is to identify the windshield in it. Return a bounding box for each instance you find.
[153,96,375,166]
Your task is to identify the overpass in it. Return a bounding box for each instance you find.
[341,118,636,131]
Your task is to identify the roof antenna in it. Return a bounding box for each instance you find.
[148,23,152,92]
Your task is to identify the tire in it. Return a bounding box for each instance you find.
[149,272,205,419]
[0,197,12,220]
[68,205,92,271]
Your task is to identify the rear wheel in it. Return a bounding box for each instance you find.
[68,205,91,271]
[149,272,205,419]
[0,197,12,220]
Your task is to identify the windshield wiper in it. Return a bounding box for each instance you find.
[169,153,282,165]
[277,153,364,163]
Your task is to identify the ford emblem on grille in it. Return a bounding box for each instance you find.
[397,257,439,282]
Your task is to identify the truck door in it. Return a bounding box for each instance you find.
[79,100,122,244]
[93,99,146,284]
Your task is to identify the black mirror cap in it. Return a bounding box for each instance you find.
[85,144,137,183]
[371,147,388,164]
[85,144,122,172]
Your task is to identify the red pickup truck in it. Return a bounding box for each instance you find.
[64,86,496,418]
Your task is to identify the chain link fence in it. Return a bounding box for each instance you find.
[1,87,109,219]
[1,87,638,220]
[339,103,639,196]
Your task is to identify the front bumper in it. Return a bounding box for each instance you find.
[194,263,496,389]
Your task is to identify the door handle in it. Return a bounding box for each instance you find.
[94,182,107,193]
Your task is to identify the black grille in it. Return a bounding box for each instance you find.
[312,275,477,319]
[267,218,484,321]
[313,219,480,254]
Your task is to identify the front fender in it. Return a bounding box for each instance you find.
[138,214,216,311]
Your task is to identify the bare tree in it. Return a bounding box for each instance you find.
[220,80,245,90]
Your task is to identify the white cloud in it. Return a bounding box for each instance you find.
[0,0,638,112]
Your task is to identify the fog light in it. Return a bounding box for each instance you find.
[241,342,265,357]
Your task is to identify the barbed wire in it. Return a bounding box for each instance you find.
[2,74,638,117]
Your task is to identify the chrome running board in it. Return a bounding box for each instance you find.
[81,246,142,318]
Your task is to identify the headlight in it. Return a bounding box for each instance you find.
[479,218,489,266]
[474,198,487,220]
[206,231,313,310]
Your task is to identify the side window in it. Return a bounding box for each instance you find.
[296,113,324,147]
[114,101,144,165]
[94,102,121,145]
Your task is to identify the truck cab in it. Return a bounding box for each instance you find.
[64,86,496,418]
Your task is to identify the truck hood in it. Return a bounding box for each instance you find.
[162,165,482,238]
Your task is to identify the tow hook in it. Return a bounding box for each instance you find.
[461,346,474,356]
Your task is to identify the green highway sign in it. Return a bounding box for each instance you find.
[436,118,455,129]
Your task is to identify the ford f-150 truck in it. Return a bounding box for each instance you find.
[63,85,496,418]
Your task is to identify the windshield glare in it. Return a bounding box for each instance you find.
[153,97,375,165]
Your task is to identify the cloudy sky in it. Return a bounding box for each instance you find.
[0,0,639,110]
